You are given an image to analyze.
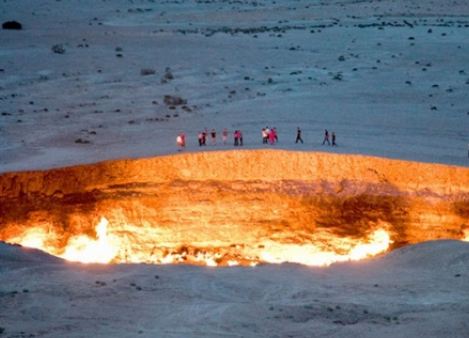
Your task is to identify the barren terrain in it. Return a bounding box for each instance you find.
[1,0,469,337]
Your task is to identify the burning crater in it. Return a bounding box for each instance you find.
[0,150,468,266]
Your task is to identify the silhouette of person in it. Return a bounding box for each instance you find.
[322,129,330,145]
[295,127,303,144]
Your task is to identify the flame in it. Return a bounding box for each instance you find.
[8,228,49,251]
[258,229,391,266]
[7,217,393,267]
[463,229,469,242]
[60,218,120,264]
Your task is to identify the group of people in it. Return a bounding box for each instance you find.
[261,127,279,145]
[197,128,230,146]
[176,127,338,150]
[322,129,337,146]
[233,130,244,146]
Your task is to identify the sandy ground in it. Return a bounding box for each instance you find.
[1,240,469,338]
[1,0,468,172]
[1,0,469,337]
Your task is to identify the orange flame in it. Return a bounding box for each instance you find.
[7,217,395,266]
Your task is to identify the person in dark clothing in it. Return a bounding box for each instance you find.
[295,127,303,144]
[198,131,203,146]
[234,130,239,146]
[210,129,216,145]
[332,132,337,146]
[322,129,330,145]
[202,130,207,146]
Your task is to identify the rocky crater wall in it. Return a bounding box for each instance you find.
[0,150,468,258]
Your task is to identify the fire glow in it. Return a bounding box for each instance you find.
[8,217,393,266]
[1,151,468,267]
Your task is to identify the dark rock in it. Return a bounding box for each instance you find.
[51,44,66,54]
[162,68,174,82]
[332,73,343,81]
[2,21,22,30]
[140,68,156,76]
[163,95,187,106]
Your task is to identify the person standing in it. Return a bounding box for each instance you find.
[273,127,278,143]
[176,132,185,151]
[265,127,270,144]
[239,130,243,146]
[295,127,303,144]
[262,128,268,144]
[198,131,203,146]
[181,133,186,148]
[210,129,216,145]
[222,128,228,145]
[234,130,239,146]
[332,132,337,146]
[202,129,207,146]
[322,129,330,145]
[268,128,276,145]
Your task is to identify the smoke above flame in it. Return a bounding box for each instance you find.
[8,217,395,267]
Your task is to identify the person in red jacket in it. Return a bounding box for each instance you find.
[268,128,276,145]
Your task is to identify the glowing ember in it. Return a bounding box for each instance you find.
[8,218,394,266]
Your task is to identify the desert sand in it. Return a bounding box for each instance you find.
[1,0,468,337]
